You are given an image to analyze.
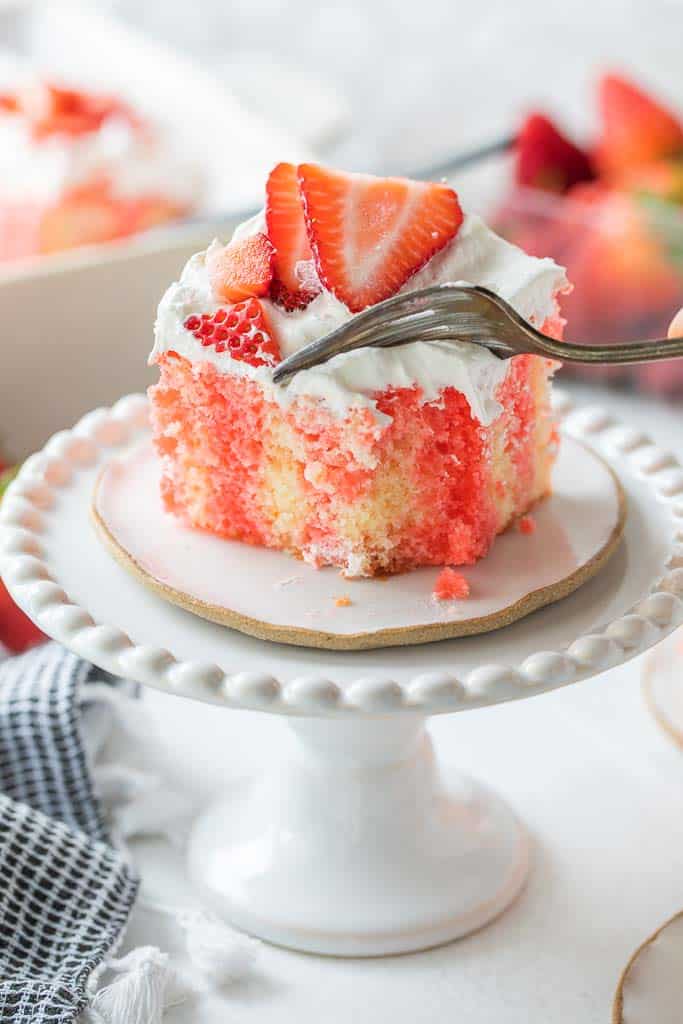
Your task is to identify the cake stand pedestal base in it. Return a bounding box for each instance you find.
[187,715,529,956]
[7,392,683,959]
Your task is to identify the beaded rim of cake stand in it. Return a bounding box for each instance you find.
[2,390,683,716]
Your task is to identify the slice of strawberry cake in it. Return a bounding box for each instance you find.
[0,80,199,261]
[149,163,569,578]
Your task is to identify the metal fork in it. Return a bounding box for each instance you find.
[272,283,683,384]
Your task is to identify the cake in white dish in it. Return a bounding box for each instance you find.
[0,79,200,260]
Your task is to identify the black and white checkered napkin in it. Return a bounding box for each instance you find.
[0,642,139,1023]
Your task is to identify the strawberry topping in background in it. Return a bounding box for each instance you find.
[0,465,45,654]
[497,70,683,391]
[0,81,139,141]
[512,73,683,197]
[595,73,683,181]
[515,113,594,193]
[558,185,681,342]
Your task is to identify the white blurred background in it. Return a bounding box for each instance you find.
[105,0,683,170]
[3,0,683,172]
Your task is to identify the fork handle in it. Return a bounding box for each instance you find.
[526,330,683,365]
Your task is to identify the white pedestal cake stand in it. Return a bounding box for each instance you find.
[2,390,683,957]
[642,629,683,748]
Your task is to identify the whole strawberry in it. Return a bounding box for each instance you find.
[515,113,594,193]
[0,465,45,654]
[596,73,683,180]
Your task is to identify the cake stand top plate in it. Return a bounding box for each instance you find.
[2,390,683,717]
[92,434,624,651]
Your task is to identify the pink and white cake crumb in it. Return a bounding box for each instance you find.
[149,163,569,578]
[0,80,199,260]
[517,514,537,535]
[433,568,470,602]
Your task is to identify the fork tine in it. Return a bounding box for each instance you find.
[272,285,485,383]
[335,311,515,355]
[272,285,521,383]
[271,278,683,384]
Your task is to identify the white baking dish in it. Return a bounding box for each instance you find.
[0,2,316,460]
[0,219,241,459]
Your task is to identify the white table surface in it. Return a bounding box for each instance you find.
[124,383,683,1023]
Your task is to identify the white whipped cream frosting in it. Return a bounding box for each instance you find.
[152,210,569,427]
[0,106,201,206]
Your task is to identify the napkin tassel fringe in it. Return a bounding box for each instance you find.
[140,898,261,986]
[85,946,190,1024]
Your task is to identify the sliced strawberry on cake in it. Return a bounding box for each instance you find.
[207,233,274,303]
[184,299,280,366]
[266,161,321,310]
[298,164,463,312]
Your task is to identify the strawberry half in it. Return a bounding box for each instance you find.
[596,73,683,179]
[515,113,594,193]
[207,233,274,303]
[265,161,321,309]
[184,298,281,367]
[298,164,463,313]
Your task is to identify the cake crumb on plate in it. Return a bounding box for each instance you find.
[517,514,537,535]
[335,595,352,607]
[433,568,470,601]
